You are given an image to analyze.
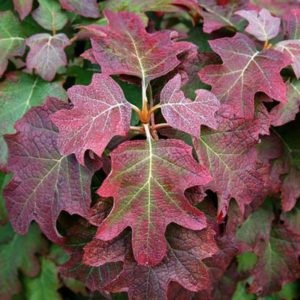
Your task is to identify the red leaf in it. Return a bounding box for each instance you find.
[103,226,218,298]
[194,104,270,216]
[82,10,192,85]
[59,0,100,18]
[235,8,280,42]
[96,139,211,266]
[160,74,220,137]
[199,0,243,33]
[51,74,132,165]
[3,98,96,242]
[198,33,290,118]
[13,0,33,20]
[26,33,70,81]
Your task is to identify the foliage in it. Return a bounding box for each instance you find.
[1,0,300,299]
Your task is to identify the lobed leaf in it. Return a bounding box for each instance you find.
[82,10,192,85]
[26,33,70,81]
[59,0,100,18]
[0,11,25,77]
[199,33,290,118]
[4,98,96,242]
[270,80,300,126]
[104,226,218,299]
[96,139,211,266]
[0,72,67,168]
[275,40,300,79]
[13,0,33,20]
[194,105,270,216]
[32,0,68,32]
[160,74,220,137]
[51,74,132,165]
[235,8,281,42]
[237,204,300,296]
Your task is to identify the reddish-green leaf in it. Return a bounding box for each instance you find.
[270,80,300,126]
[26,33,70,81]
[160,74,220,137]
[4,98,96,242]
[96,139,211,266]
[198,33,290,118]
[13,0,33,20]
[51,74,132,165]
[275,40,300,79]
[237,205,300,296]
[284,8,300,39]
[199,0,243,33]
[194,105,270,216]
[83,10,192,85]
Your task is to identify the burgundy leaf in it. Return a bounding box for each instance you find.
[270,80,300,126]
[281,168,300,212]
[198,33,290,118]
[13,0,33,20]
[51,74,132,165]
[26,33,70,81]
[59,0,100,18]
[104,226,218,299]
[3,98,95,242]
[96,139,211,266]
[82,10,192,85]
[235,8,281,42]
[194,104,270,216]
[60,219,123,294]
[160,74,220,137]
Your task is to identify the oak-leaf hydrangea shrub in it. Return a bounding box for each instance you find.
[0,0,300,299]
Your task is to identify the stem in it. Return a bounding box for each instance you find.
[263,40,272,49]
[149,104,161,115]
[142,77,148,109]
[130,126,144,133]
[143,123,153,141]
[151,123,170,131]
[148,84,159,140]
[130,103,141,114]
[69,35,78,44]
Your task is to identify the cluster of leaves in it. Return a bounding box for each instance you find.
[1,0,300,299]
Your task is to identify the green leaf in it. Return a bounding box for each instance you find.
[24,258,61,300]
[237,252,257,273]
[0,72,67,166]
[0,223,45,298]
[232,281,256,300]
[0,11,25,77]
[32,0,68,32]
[0,172,12,222]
